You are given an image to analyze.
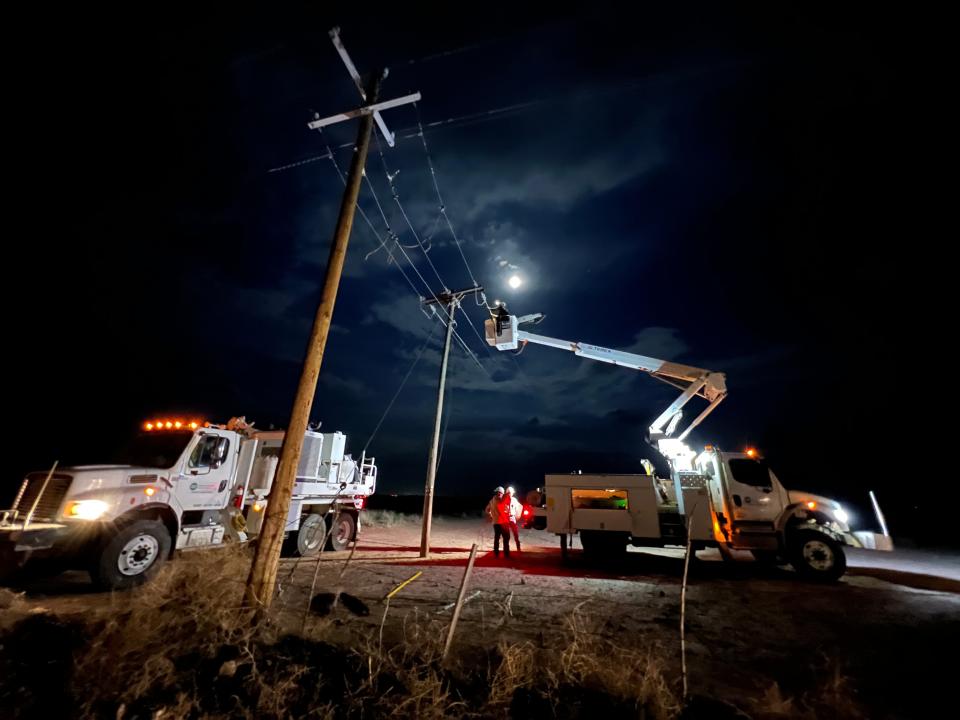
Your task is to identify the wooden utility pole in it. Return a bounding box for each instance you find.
[245,28,420,610]
[419,286,483,557]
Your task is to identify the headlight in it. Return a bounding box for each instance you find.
[833,506,849,525]
[65,500,109,520]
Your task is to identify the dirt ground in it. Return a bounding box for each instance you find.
[11,515,960,719]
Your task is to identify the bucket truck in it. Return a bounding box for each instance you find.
[485,308,892,581]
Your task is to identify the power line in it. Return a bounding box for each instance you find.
[269,71,698,176]
[316,114,496,386]
[318,132,483,373]
[406,102,508,370]
[373,131,449,292]
[363,319,441,453]
[268,98,540,174]
[321,139,489,430]
[425,304,490,378]
[404,40,489,67]
[351,149,445,308]
[318,133,423,303]
[324,133,488,381]
[362,127,494,381]
[457,303,500,363]
[267,152,332,174]
[413,102,481,289]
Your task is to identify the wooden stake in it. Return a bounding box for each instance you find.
[442,543,478,661]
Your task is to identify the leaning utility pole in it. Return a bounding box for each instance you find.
[245,28,420,610]
[420,286,484,557]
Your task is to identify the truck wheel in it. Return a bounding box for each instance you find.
[327,512,355,551]
[284,513,326,557]
[91,519,171,590]
[788,530,846,582]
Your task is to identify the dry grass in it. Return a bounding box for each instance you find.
[0,550,865,719]
[362,509,420,528]
[72,546,260,718]
[0,587,28,626]
[485,609,681,719]
[752,664,864,720]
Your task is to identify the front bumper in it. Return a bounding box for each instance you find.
[845,530,895,551]
[0,521,95,572]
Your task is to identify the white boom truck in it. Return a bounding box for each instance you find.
[485,308,892,581]
[0,417,377,589]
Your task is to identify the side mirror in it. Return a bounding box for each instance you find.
[210,438,229,470]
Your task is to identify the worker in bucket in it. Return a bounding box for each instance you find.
[506,486,523,551]
[484,486,511,558]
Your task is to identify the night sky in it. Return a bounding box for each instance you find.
[6,6,938,538]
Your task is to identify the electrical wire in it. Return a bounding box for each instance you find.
[363,320,441,453]
[319,133,422,302]
[406,103,510,369]
[320,133,483,376]
[267,98,540,174]
[373,131,448,291]
[413,102,480,289]
[366,127,494,380]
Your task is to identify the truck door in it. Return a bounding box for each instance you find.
[175,430,237,511]
[721,456,785,525]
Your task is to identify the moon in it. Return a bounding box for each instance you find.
[508,275,523,289]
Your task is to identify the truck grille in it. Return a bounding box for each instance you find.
[12,473,73,521]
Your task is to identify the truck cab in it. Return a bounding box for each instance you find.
[696,447,860,542]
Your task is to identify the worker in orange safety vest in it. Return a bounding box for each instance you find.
[484,486,512,558]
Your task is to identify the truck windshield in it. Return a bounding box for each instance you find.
[728,458,772,487]
[113,432,193,468]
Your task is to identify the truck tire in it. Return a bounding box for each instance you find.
[283,513,326,557]
[788,529,846,582]
[90,519,171,590]
[327,511,355,551]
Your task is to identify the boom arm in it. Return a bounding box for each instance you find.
[485,312,727,442]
